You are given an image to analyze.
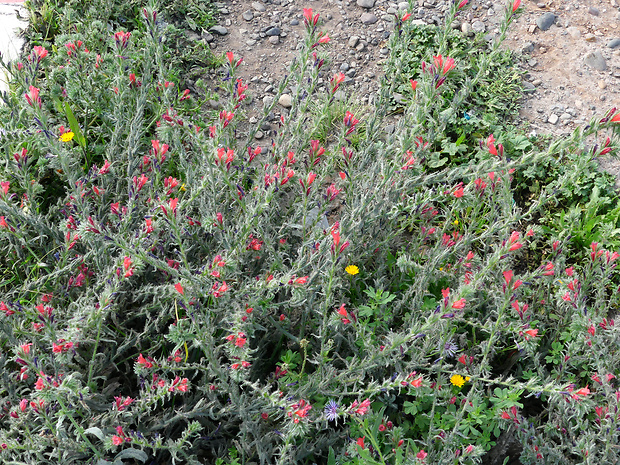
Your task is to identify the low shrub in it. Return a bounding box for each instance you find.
[1,1,619,464]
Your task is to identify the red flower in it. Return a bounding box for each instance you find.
[458,0,468,9]
[451,298,466,310]
[356,437,365,449]
[34,377,46,390]
[174,283,184,295]
[137,353,153,368]
[330,72,345,93]
[112,435,124,446]
[416,449,428,460]
[441,57,455,74]
[511,0,521,12]
[574,386,590,398]
[24,85,42,108]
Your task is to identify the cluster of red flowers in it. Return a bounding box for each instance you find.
[288,398,312,423]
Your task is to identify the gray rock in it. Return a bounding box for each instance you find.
[523,81,536,92]
[207,99,222,109]
[608,38,620,49]
[588,6,600,16]
[536,12,556,31]
[268,36,280,45]
[360,12,378,24]
[472,20,485,33]
[266,27,281,36]
[262,95,274,108]
[278,94,293,108]
[290,19,299,26]
[348,36,360,48]
[548,114,559,125]
[210,25,229,35]
[187,31,201,41]
[202,32,214,43]
[398,2,409,10]
[584,51,607,71]
[461,22,473,36]
[357,0,375,8]
[567,27,580,39]
[242,10,254,21]
[521,42,534,53]
[254,130,264,139]
[334,90,346,101]
[252,2,266,12]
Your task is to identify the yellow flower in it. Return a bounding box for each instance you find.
[450,374,466,388]
[453,219,459,226]
[180,183,186,192]
[59,131,74,142]
[345,265,359,275]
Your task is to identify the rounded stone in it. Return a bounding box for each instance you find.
[356,0,375,8]
[278,94,293,108]
[360,12,378,24]
[536,12,556,31]
[471,20,485,33]
[584,51,607,71]
[252,2,266,12]
[608,38,620,49]
[210,25,229,35]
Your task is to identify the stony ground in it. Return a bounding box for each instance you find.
[198,0,620,165]
[5,0,620,163]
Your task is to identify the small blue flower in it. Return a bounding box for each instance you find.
[443,338,458,358]
[324,400,340,423]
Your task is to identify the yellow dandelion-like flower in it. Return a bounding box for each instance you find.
[345,265,359,275]
[59,131,74,142]
[453,219,459,226]
[450,374,466,388]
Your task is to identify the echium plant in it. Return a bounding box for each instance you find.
[0,0,620,464]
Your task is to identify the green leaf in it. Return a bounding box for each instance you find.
[327,447,336,465]
[403,401,417,415]
[83,427,105,442]
[64,101,87,148]
[114,448,148,463]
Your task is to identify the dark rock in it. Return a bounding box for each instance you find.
[536,12,556,31]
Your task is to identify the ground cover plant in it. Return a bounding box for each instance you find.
[1,0,620,464]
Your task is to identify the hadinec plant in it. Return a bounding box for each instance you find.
[0,0,620,464]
